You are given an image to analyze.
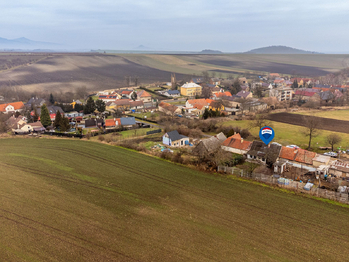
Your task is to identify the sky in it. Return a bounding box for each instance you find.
[1,0,349,52]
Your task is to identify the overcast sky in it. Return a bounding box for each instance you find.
[1,0,348,52]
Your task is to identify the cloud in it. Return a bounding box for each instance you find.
[0,0,348,52]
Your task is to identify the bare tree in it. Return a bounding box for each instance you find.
[202,71,210,83]
[327,133,342,151]
[133,76,139,86]
[124,76,131,87]
[249,114,272,130]
[201,85,212,99]
[302,116,321,150]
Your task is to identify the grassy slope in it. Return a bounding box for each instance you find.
[222,119,349,149]
[1,138,349,261]
[293,109,349,121]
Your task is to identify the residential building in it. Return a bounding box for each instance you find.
[120,117,136,127]
[236,91,252,99]
[162,130,189,147]
[26,97,46,108]
[137,90,152,103]
[221,133,252,155]
[329,159,349,177]
[164,90,180,97]
[0,102,25,114]
[269,86,294,101]
[104,118,121,128]
[193,132,227,156]
[180,82,202,97]
[246,141,282,165]
[158,102,181,115]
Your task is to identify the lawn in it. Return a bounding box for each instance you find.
[221,119,349,150]
[0,138,349,261]
[293,109,349,121]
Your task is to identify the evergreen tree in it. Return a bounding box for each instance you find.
[33,108,39,122]
[40,104,51,127]
[84,97,96,114]
[131,92,137,101]
[59,117,70,132]
[53,110,62,129]
[95,99,106,112]
[49,93,55,105]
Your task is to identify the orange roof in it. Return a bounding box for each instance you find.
[294,149,316,165]
[222,135,252,151]
[138,90,152,97]
[105,119,116,127]
[216,91,232,97]
[0,102,24,112]
[279,147,298,161]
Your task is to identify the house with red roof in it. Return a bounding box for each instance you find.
[120,90,135,99]
[0,102,25,114]
[158,102,181,115]
[221,133,252,155]
[137,90,152,102]
[104,118,121,128]
[212,91,232,100]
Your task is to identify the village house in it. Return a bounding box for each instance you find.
[221,133,252,155]
[137,90,152,103]
[236,90,252,99]
[164,90,180,98]
[26,97,46,108]
[180,82,202,97]
[106,99,132,111]
[120,90,135,99]
[104,118,121,129]
[312,154,331,167]
[193,132,227,156]
[212,91,232,100]
[0,102,25,114]
[158,101,181,115]
[246,141,282,166]
[184,99,212,115]
[98,95,120,102]
[162,130,189,147]
[329,159,349,178]
[120,117,136,128]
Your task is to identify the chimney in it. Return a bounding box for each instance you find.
[241,138,243,143]
[234,132,236,135]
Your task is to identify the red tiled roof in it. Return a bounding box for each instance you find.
[222,135,252,151]
[279,147,297,161]
[0,102,25,112]
[121,90,133,95]
[137,90,152,97]
[295,90,317,97]
[215,91,232,98]
[294,149,316,165]
[105,119,119,127]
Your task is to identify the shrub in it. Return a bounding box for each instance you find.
[98,135,105,141]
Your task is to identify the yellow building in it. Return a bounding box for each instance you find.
[180,82,202,97]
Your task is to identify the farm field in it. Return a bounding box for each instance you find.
[293,109,349,121]
[119,53,349,77]
[1,52,349,94]
[1,138,349,261]
[268,112,349,134]
[221,119,349,149]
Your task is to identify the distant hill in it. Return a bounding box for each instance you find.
[245,46,320,54]
[200,49,223,54]
[0,37,61,50]
[133,45,152,50]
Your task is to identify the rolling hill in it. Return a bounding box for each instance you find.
[0,138,349,261]
[245,45,320,54]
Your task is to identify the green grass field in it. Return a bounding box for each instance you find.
[222,119,349,150]
[1,138,349,261]
[293,109,349,121]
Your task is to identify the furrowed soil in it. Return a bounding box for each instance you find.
[0,53,190,92]
[268,112,349,133]
[0,138,349,261]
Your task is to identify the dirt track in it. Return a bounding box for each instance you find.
[268,112,349,134]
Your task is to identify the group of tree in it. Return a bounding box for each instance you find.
[53,110,70,132]
[83,97,105,114]
[202,108,224,119]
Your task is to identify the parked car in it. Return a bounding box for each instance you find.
[323,152,338,157]
[286,145,299,149]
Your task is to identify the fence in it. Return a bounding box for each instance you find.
[218,166,349,204]
[146,129,162,135]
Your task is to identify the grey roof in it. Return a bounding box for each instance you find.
[167,90,180,95]
[247,141,282,164]
[193,133,225,155]
[166,130,188,141]
[27,97,45,106]
[120,117,136,126]
[36,106,64,115]
[319,91,335,101]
